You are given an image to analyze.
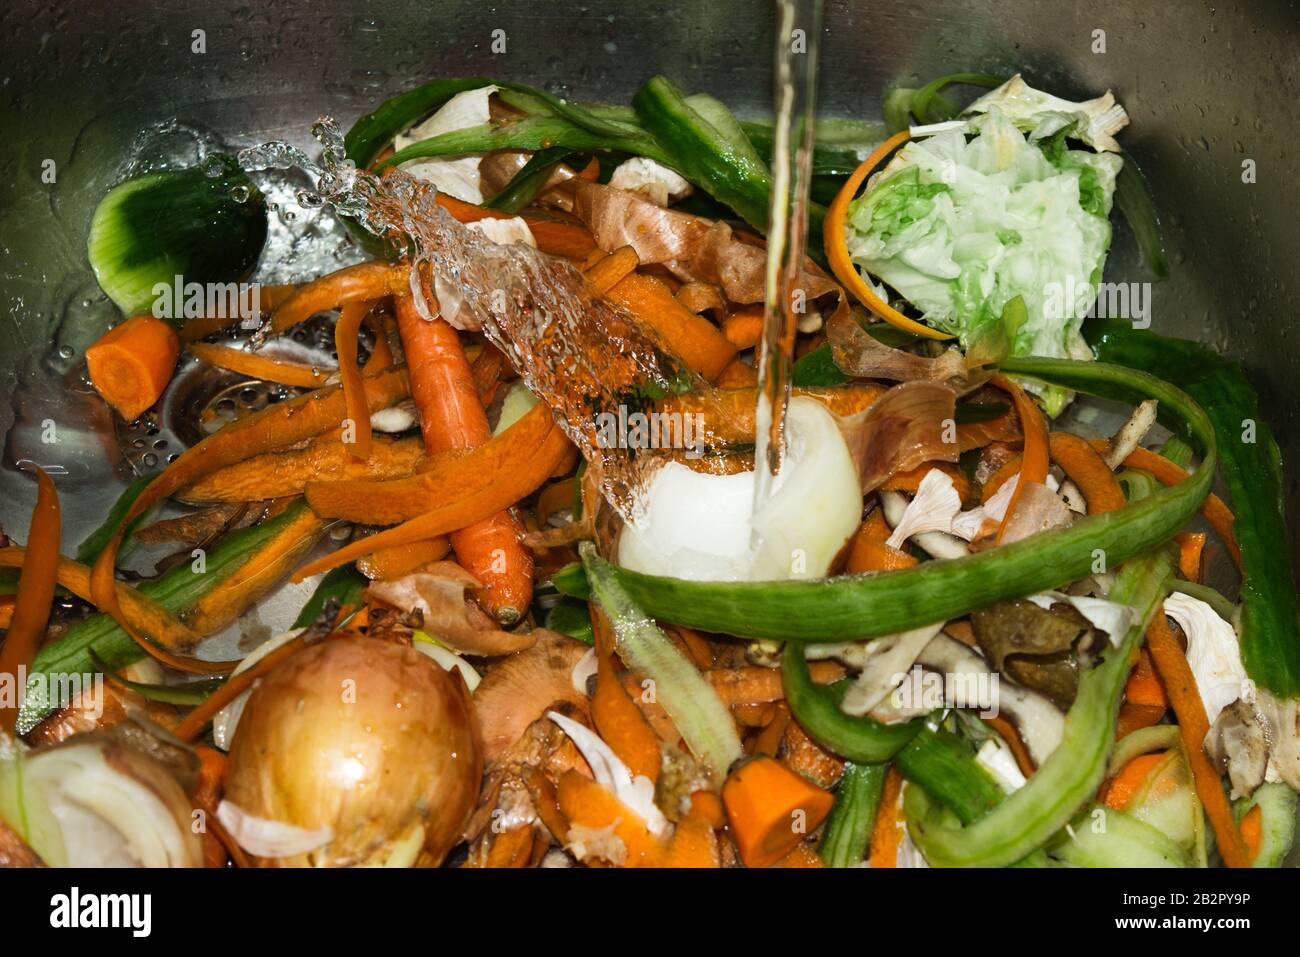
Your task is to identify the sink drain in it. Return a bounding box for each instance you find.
[112,315,355,476]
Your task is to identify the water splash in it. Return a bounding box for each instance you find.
[238,118,735,520]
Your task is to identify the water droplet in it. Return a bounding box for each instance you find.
[229,184,250,203]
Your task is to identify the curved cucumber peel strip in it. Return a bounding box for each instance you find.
[902,548,1173,867]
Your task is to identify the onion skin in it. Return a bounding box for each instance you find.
[224,636,481,867]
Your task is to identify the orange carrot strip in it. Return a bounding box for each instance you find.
[1145,608,1251,868]
[983,714,1036,777]
[583,246,640,296]
[178,284,297,342]
[590,608,662,784]
[1048,431,1127,514]
[845,510,918,573]
[362,325,393,373]
[188,342,331,389]
[981,454,1023,504]
[714,357,759,389]
[334,300,374,460]
[395,294,532,622]
[1124,648,1169,709]
[825,131,951,340]
[85,315,181,421]
[663,813,721,868]
[1101,752,1171,810]
[557,770,665,867]
[0,547,231,675]
[192,746,229,868]
[604,271,738,381]
[1240,804,1263,862]
[524,768,570,844]
[302,399,559,525]
[880,461,971,501]
[991,375,1049,544]
[752,704,791,758]
[356,537,451,580]
[0,596,14,631]
[1116,702,1167,740]
[867,767,904,868]
[722,755,834,869]
[525,219,599,260]
[483,826,536,868]
[0,469,60,733]
[688,790,727,830]
[89,368,409,657]
[270,261,412,335]
[1125,449,1239,566]
[1087,440,1241,567]
[721,306,764,350]
[181,435,424,504]
[775,843,825,868]
[1177,532,1207,583]
[293,406,568,581]
[705,662,844,709]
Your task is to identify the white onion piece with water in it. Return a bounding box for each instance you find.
[618,397,861,582]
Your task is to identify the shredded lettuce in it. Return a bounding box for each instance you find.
[844,97,1124,415]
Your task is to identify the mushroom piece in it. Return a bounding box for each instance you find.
[1205,699,1270,800]
[915,634,1066,765]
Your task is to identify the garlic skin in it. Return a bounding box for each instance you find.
[618,397,862,582]
[393,85,499,203]
[609,157,694,206]
[1164,592,1250,726]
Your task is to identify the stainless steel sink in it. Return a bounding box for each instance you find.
[0,5,1297,863]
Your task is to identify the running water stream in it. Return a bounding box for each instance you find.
[239,123,738,524]
[752,0,824,511]
[237,5,822,531]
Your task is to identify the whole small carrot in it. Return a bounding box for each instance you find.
[394,294,532,622]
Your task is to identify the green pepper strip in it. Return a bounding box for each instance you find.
[633,75,826,244]
[344,76,493,167]
[741,117,889,178]
[894,730,1005,825]
[375,116,673,173]
[781,645,1003,820]
[74,473,157,565]
[578,357,1214,641]
[1113,156,1169,279]
[903,549,1173,867]
[292,562,367,629]
[17,502,310,733]
[486,146,575,214]
[818,762,887,867]
[1088,319,1300,697]
[781,654,922,762]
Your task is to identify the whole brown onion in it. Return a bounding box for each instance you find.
[224,636,481,867]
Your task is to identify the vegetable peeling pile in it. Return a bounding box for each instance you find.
[3,69,1299,874]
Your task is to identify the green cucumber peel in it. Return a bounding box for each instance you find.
[903,549,1173,867]
[17,500,310,732]
[818,762,887,867]
[1088,319,1300,697]
[580,541,741,781]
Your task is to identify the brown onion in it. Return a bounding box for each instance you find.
[224,636,481,867]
